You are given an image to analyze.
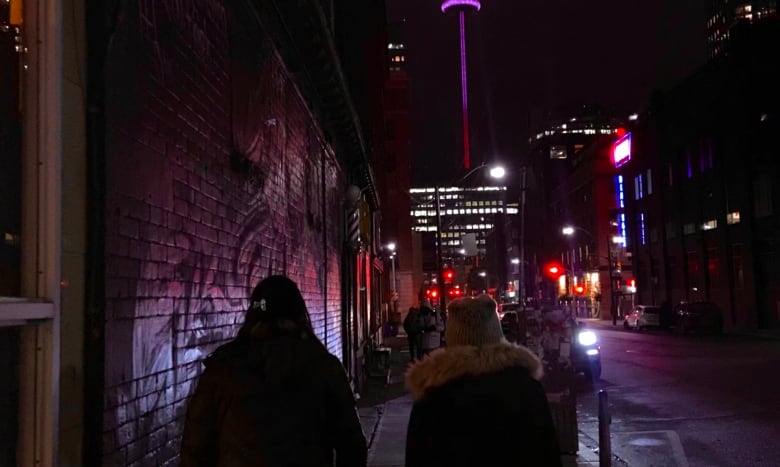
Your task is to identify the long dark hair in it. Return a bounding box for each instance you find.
[239,275,320,345]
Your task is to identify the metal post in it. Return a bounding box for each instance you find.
[608,234,617,325]
[390,254,397,295]
[391,253,398,317]
[519,167,527,305]
[598,389,612,467]
[435,186,447,313]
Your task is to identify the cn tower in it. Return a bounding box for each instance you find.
[441,0,481,170]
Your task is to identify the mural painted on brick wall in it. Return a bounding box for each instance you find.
[101,1,343,465]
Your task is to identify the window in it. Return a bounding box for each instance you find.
[683,223,696,235]
[550,146,567,159]
[634,175,644,200]
[753,176,773,217]
[665,222,676,239]
[646,169,653,195]
[732,245,745,290]
[727,211,741,224]
[701,219,718,231]
[1,0,61,463]
[686,151,693,178]
[1,9,23,297]
[687,251,700,286]
[700,138,714,171]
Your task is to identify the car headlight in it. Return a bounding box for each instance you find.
[577,330,598,346]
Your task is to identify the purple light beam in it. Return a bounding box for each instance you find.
[459,11,471,169]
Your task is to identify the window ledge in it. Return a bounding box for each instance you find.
[0,299,55,326]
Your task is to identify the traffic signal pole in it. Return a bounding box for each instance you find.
[519,167,527,306]
[607,233,617,325]
[435,186,447,313]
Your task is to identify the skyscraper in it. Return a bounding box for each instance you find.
[441,0,481,170]
[707,0,777,56]
[388,20,407,72]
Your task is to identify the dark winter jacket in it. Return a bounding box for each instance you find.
[180,332,367,467]
[404,341,562,467]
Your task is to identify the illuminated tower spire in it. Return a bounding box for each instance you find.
[441,0,481,170]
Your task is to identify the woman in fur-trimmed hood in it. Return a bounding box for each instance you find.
[404,294,561,467]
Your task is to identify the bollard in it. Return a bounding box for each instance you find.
[598,390,612,466]
[598,389,611,467]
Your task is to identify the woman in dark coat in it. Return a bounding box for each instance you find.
[180,275,367,467]
[405,294,561,467]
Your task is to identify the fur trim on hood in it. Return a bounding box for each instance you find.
[405,341,543,400]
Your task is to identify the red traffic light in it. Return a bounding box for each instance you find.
[443,269,455,283]
[427,288,439,299]
[544,262,565,279]
[573,284,586,295]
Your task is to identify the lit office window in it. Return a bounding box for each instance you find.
[701,220,718,231]
[727,211,741,224]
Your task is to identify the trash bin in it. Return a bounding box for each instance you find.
[547,389,578,454]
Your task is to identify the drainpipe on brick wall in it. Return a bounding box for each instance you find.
[84,1,115,463]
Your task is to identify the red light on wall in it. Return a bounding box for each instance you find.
[611,133,632,167]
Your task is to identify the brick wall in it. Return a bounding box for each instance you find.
[100,1,347,464]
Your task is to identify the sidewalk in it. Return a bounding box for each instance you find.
[356,335,605,466]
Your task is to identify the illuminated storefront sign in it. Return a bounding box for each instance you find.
[611,133,632,167]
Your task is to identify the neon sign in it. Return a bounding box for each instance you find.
[611,133,632,167]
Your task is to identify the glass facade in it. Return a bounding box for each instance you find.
[1,6,23,297]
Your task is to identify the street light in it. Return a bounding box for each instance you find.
[386,242,397,297]
[434,162,505,313]
[385,242,398,312]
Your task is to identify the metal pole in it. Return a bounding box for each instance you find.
[391,254,397,294]
[519,167,527,306]
[435,186,447,313]
[598,389,612,467]
[608,234,616,325]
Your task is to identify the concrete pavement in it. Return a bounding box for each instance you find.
[357,335,612,466]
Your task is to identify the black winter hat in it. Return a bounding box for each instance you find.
[240,275,312,336]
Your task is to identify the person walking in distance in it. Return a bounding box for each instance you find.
[405,294,561,466]
[418,299,444,356]
[180,275,367,466]
[403,305,423,362]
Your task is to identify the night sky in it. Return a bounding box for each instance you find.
[386,0,712,185]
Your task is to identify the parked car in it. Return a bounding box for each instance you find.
[623,305,662,330]
[674,301,724,334]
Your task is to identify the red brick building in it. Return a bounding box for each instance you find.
[0,1,388,465]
